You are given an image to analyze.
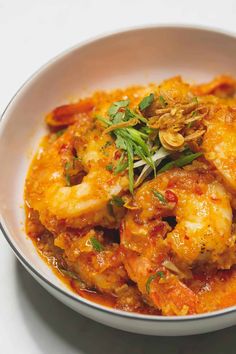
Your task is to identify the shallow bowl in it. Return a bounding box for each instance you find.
[1,25,236,336]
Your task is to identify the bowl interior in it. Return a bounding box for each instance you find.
[1,25,236,313]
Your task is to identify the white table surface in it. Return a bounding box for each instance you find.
[1,0,236,353]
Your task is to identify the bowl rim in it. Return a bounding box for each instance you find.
[1,23,236,323]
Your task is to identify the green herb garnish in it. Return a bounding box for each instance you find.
[58,267,87,289]
[59,268,80,280]
[110,195,124,207]
[108,99,130,117]
[146,271,165,294]
[159,95,168,107]
[125,107,148,124]
[114,153,128,174]
[187,121,193,129]
[158,152,203,174]
[191,110,198,117]
[90,237,104,252]
[102,141,112,149]
[97,102,155,193]
[106,164,113,171]
[139,93,155,111]
[152,189,166,204]
[96,94,201,193]
[55,128,66,138]
[126,139,134,193]
[192,97,198,104]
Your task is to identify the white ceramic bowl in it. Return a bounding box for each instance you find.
[1,25,236,336]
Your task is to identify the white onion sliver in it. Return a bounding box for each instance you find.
[134,147,170,187]
[133,147,169,169]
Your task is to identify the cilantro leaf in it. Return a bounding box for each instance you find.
[139,93,155,111]
[108,100,130,118]
[114,152,128,174]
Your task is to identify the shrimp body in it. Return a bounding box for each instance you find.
[26,115,129,233]
[166,171,233,268]
[25,76,236,315]
[54,229,129,294]
[202,105,236,192]
[121,168,234,315]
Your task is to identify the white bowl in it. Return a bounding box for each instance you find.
[1,25,236,336]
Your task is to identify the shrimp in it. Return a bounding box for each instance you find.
[25,113,129,233]
[192,75,236,98]
[120,168,234,315]
[187,76,236,192]
[54,228,129,294]
[189,266,236,314]
[201,104,236,192]
[55,227,161,313]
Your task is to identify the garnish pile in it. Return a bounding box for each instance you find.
[97,92,204,192]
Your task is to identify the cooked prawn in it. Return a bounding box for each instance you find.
[121,168,234,315]
[54,228,129,294]
[25,114,129,233]
[201,105,236,192]
[25,76,236,316]
[192,75,236,98]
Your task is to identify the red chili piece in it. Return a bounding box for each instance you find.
[165,190,178,203]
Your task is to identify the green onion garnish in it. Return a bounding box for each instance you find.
[110,195,124,207]
[106,164,113,171]
[159,95,168,107]
[146,271,165,294]
[158,152,203,174]
[108,99,130,117]
[55,128,66,138]
[139,93,155,111]
[90,237,104,252]
[152,189,166,204]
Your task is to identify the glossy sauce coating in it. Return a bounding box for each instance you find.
[25,76,236,316]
